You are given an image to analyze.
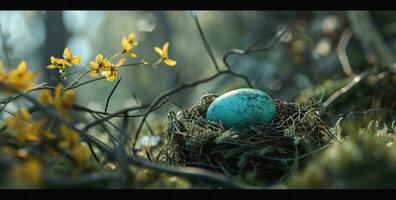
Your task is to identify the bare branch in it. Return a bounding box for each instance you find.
[191,12,221,72]
[337,28,356,78]
[105,78,122,112]
[323,69,373,109]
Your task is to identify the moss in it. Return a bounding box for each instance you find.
[297,73,396,116]
[296,79,349,105]
[284,131,396,188]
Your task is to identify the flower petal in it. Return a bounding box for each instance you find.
[129,53,138,58]
[105,70,117,81]
[122,37,130,52]
[102,59,112,70]
[115,58,127,67]
[101,70,110,77]
[63,48,72,60]
[90,70,100,77]
[164,58,177,67]
[63,90,76,107]
[128,32,136,41]
[17,61,27,72]
[38,89,53,105]
[162,42,169,58]
[47,65,57,69]
[50,56,56,64]
[90,61,98,69]
[154,47,163,56]
[95,54,103,63]
[71,56,81,64]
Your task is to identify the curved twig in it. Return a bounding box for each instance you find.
[337,28,356,78]
[105,78,122,112]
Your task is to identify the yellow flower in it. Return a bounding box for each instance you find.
[38,84,77,117]
[41,130,57,140]
[9,61,35,90]
[63,47,81,66]
[121,32,138,58]
[70,143,91,168]
[101,58,126,81]
[0,61,36,93]
[54,84,76,116]
[58,124,91,168]
[63,89,77,107]
[47,48,80,80]
[38,89,54,105]
[10,158,42,186]
[89,54,111,77]
[47,56,68,80]
[5,108,30,128]
[47,56,67,69]
[54,84,63,113]
[58,124,80,149]
[5,108,41,143]
[154,42,177,67]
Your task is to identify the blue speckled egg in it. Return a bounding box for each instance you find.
[206,88,276,129]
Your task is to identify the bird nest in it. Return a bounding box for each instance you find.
[163,94,336,184]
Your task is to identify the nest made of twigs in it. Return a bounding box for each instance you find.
[164,94,335,184]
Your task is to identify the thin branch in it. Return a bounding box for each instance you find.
[65,69,92,90]
[2,82,257,189]
[68,77,106,90]
[223,28,288,70]
[131,92,156,136]
[132,28,287,148]
[132,71,227,148]
[126,155,255,189]
[89,112,118,146]
[84,97,170,132]
[94,112,133,144]
[191,12,221,72]
[105,78,122,113]
[86,139,101,164]
[337,28,356,78]
[323,69,373,109]
[72,103,150,117]
[227,70,254,88]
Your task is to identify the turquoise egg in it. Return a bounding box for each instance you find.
[206,88,276,129]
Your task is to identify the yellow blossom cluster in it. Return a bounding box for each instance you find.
[47,48,81,80]
[38,83,77,117]
[46,32,176,82]
[0,60,36,94]
[10,158,43,186]
[4,113,91,185]
[89,54,126,81]
[4,108,51,143]
[58,125,91,168]
[0,30,180,188]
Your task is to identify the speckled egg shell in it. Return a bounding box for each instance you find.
[206,88,276,129]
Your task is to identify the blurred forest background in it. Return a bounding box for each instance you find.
[1,11,396,188]
[1,10,395,138]
[1,11,395,117]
